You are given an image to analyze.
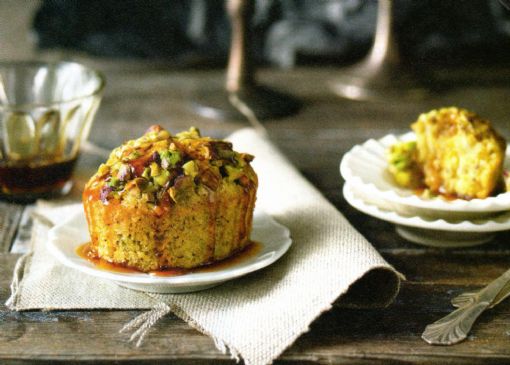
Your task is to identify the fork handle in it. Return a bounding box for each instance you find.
[422,302,489,345]
[422,268,510,345]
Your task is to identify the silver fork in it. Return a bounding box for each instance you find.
[422,268,510,345]
[451,279,510,309]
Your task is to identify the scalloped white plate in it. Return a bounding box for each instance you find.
[47,209,292,293]
[340,132,510,219]
[343,182,510,247]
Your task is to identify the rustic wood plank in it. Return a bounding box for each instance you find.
[1,252,510,364]
[0,203,24,253]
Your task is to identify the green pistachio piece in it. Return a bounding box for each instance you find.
[145,183,157,193]
[183,160,199,177]
[98,164,110,176]
[124,150,141,161]
[387,141,422,189]
[234,154,247,167]
[153,169,171,186]
[107,176,121,188]
[219,149,235,159]
[225,164,244,182]
[142,167,151,179]
[150,162,160,177]
[168,176,194,203]
[387,141,417,171]
[159,150,181,169]
[176,127,201,140]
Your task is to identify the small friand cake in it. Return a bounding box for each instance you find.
[82,125,258,272]
[387,107,507,200]
[412,107,506,199]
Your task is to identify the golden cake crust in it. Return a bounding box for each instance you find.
[83,126,257,271]
[411,107,506,199]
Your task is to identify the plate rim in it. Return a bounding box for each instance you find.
[47,209,292,286]
[343,182,510,233]
[340,132,510,213]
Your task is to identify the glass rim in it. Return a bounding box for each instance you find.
[0,60,106,110]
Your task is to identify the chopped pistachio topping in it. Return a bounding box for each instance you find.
[91,126,256,205]
[175,127,200,140]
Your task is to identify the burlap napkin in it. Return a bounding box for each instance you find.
[7,128,403,365]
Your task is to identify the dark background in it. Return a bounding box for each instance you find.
[33,0,510,69]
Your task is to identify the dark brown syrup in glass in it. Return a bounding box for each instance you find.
[0,156,77,201]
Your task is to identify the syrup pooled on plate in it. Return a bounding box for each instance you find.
[76,241,262,276]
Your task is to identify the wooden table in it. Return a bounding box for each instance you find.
[2,64,510,364]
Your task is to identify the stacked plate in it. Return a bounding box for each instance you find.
[340,132,510,247]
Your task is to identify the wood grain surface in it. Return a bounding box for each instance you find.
[0,203,24,253]
[2,65,510,364]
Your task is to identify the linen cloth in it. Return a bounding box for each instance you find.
[7,128,403,365]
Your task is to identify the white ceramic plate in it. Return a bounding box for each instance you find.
[47,209,292,293]
[340,132,510,219]
[343,182,510,247]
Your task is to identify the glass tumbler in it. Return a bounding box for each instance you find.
[0,61,105,202]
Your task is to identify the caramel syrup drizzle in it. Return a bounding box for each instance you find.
[76,241,262,277]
